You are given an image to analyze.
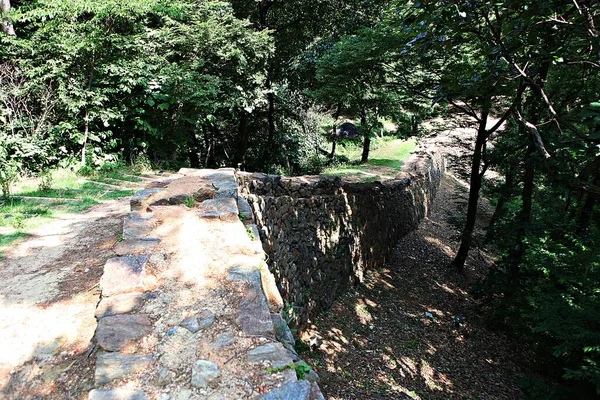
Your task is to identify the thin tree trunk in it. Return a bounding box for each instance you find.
[486,165,515,241]
[330,104,341,159]
[81,110,89,164]
[360,104,370,164]
[509,144,535,285]
[1,0,15,36]
[451,98,491,271]
[81,50,95,165]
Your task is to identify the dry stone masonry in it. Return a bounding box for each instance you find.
[90,169,323,400]
[88,145,443,399]
[237,147,445,325]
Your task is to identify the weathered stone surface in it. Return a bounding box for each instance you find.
[310,382,326,400]
[100,255,153,297]
[180,310,215,333]
[262,269,284,312]
[238,281,274,336]
[271,314,295,347]
[114,238,161,256]
[130,188,163,211]
[258,380,311,400]
[95,314,152,352]
[227,265,261,285]
[247,343,293,368]
[237,197,253,221]
[94,352,154,385]
[194,186,216,202]
[95,292,152,318]
[123,218,155,240]
[211,330,235,349]
[89,388,149,400]
[191,360,220,388]
[198,198,238,221]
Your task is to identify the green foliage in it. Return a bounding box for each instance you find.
[265,361,313,380]
[184,196,194,208]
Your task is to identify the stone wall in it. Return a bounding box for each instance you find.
[237,148,445,325]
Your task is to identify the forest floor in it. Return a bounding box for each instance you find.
[300,116,538,399]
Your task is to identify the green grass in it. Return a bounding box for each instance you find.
[325,137,417,179]
[0,167,137,255]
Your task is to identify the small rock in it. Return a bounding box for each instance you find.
[179,318,200,333]
[89,388,149,400]
[180,311,215,333]
[211,330,235,349]
[156,367,173,387]
[258,380,311,400]
[424,312,434,319]
[247,343,293,368]
[191,360,220,389]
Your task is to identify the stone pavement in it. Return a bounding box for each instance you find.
[89,168,323,400]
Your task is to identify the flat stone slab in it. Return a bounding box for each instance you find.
[100,255,152,297]
[114,238,161,256]
[179,310,216,333]
[191,360,220,389]
[130,188,163,211]
[89,388,149,400]
[247,343,293,368]
[123,218,155,240]
[197,198,238,221]
[96,314,152,352]
[238,282,274,336]
[95,293,154,319]
[259,380,311,400]
[95,352,154,385]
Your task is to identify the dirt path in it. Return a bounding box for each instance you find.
[0,199,129,399]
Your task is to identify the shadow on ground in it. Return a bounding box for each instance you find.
[301,174,534,400]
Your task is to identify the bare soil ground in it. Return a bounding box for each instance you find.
[300,117,535,399]
[0,199,129,399]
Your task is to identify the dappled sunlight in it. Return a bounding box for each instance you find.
[0,292,97,389]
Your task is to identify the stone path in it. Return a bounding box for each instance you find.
[90,168,323,400]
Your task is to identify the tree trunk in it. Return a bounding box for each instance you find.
[509,144,535,285]
[81,110,89,165]
[411,115,419,136]
[329,104,341,159]
[450,98,491,271]
[360,104,370,164]
[1,0,15,36]
[486,165,515,241]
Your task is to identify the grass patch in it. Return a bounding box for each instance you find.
[0,167,137,252]
[324,138,417,179]
[0,231,33,257]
